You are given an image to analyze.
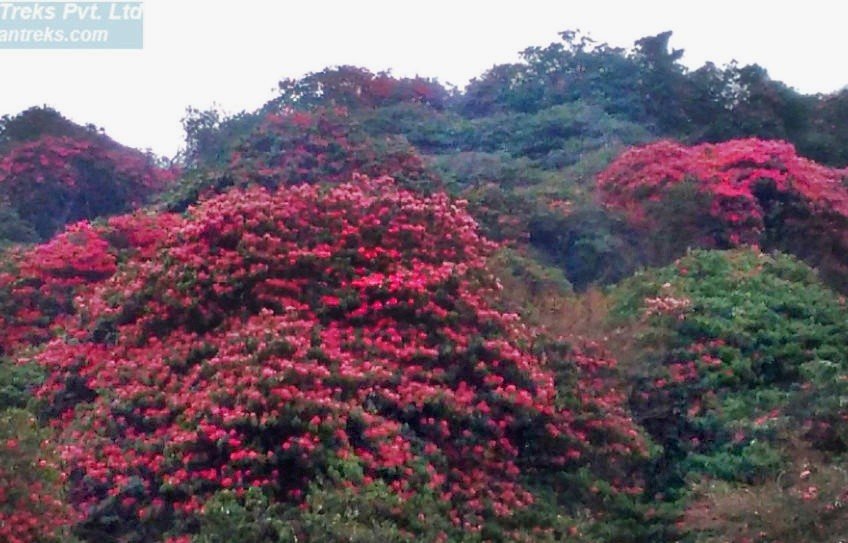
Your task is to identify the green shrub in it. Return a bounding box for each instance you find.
[610,248,848,487]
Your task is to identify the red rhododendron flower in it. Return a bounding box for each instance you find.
[0,134,176,239]
[598,138,848,257]
[28,176,644,540]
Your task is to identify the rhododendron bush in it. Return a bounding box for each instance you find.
[228,108,433,187]
[0,223,116,356]
[0,135,175,240]
[0,211,182,543]
[23,177,644,541]
[274,66,449,111]
[165,108,439,212]
[0,409,75,543]
[0,213,181,357]
[598,139,848,283]
[608,249,848,539]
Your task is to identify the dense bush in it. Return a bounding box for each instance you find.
[163,108,439,212]
[229,108,436,190]
[272,66,450,112]
[6,27,848,543]
[528,205,643,290]
[0,135,174,240]
[0,202,38,246]
[0,223,117,355]
[0,107,100,151]
[29,177,645,541]
[0,409,76,543]
[358,102,470,155]
[463,103,650,164]
[194,480,457,543]
[598,138,848,287]
[609,249,848,525]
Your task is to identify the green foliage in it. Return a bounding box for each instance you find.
[488,248,572,324]
[272,66,450,112]
[194,459,652,543]
[687,439,784,484]
[611,248,848,489]
[641,182,725,264]
[793,359,848,451]
[430,152,550,191]
[459,30,645,119]
[0,358,44,410]
[491,248,572,295]
[464,103,650,164]
[294,482,455,542]
[458,183,535,242]
[195,479,458,543]
[0,408,75,542]
[0,201,38,247]
[0,106,101,151]
[800,88,848,166]
[358,102,470,154]
[529,205,642,290]
[193,487,294,543]
[155,168,237,213]
[180,107,265,168]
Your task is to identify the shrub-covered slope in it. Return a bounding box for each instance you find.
[0,108,175,243]
[608,249,848,541]
[3,178,647,542]
[598,138,848,288]
[2,28,848,543]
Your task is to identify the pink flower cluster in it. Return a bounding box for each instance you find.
[24,176,644,538]
[0,135,176,238]
[598,138,848,248]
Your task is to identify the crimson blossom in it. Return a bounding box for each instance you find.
[0,135,176,240]
[597,138,848,262]
[32,176,644,540]
[0,212,182,357]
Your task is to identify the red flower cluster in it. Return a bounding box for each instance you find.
[0,223,115,354]
[0,135,176,239]
[0,213,181,355]
[29,177,643,539]
[598,138,848,248]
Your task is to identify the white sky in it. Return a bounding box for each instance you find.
[2,1,846,157]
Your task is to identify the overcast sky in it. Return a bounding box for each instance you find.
[2,0,846,157]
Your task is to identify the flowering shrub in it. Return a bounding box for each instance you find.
[609,249,848,537]
[597,139,848,282]
[0,135,175,240]
[0,223,115,355]
[0,211,183,357]
[102,211,184,261]
[275,66,449,111]
[0,409,76,543]
[29,177,644,541]
[165,108,439,212]
[228,108,438,189]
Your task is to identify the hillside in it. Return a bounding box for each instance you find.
[1,30,848,543]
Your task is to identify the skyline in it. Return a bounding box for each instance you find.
[2,1,846,157]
